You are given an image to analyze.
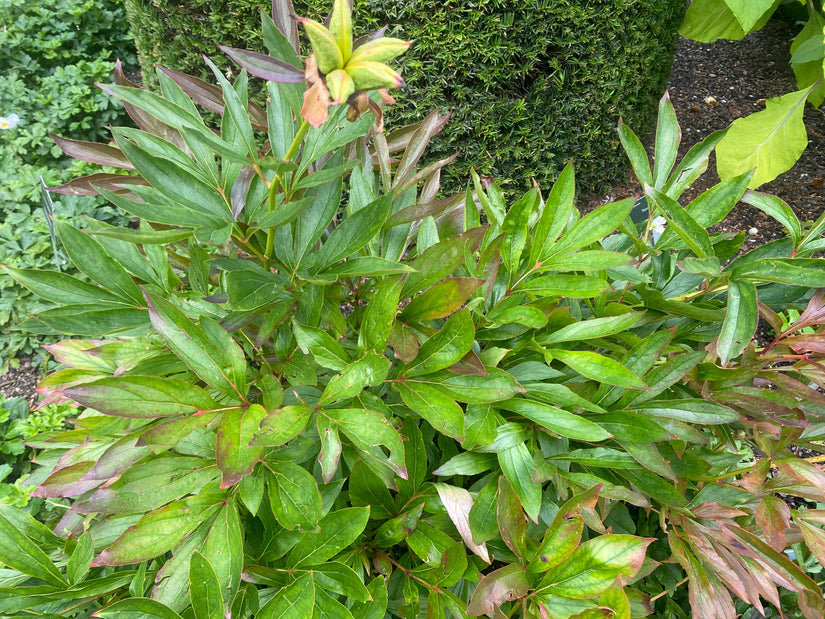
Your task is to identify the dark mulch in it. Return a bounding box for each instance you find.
[588,16,825,248]
[3,17,824,397]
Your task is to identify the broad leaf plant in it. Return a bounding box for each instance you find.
[3,1,825,618]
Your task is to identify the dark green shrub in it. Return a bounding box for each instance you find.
[123,0,686,193]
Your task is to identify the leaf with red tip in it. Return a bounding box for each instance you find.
[48,173,148,196]
[50,134,135,169]
[467,564,529,616]
[216,405,267,488]
[220,46,305,83]
[91,494,223,566]
[157,66,267,130]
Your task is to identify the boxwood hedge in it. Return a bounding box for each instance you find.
[123,0,686,193]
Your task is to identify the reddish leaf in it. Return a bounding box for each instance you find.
[399,278,485,323]
[216,405,267,488]
[467,564,529,616]
[48,173,148,196]
[755,496,791,552]
[497,477,527,559]
[50,134,135,169]
[31,462,103,498]
[220,46,305,83]
[157,65,267,129]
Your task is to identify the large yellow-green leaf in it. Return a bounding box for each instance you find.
[716,88,810,189]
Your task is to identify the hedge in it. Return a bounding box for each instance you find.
[123,0,686,193]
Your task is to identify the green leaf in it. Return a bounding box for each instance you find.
[202,502,243,605]
[397,381,465,440]
[498,443,542,523]
[790,11,825,106]
[286,507,370,567]
[258,573,315,619]
[588,411,671,442]
[255,405,312,446]
[538,312,643,345]
[309,194,392,271]
[95,598,185,619]
[0,511,66,586]
[292,320,350,371]
[318,352,391,405]
[146,293,246,400]
[741,190,802,248]
[723,0,776,32]
[350,576,388,619]
[56,221,144,305]
[433,452,497,476]
[618,119,652,187]
[663,130,726,199]
[516,274,610,298]
[652,91,681,188]
[326,257,415,277]
[66,531,95,585]
[538,250,632,273]
[62,376,219,418]
[644,185,712,258]
[501,188,539,276]
[539,535,652,598]
[552,198,634,257]
[405,309,475,377]
[267,462,322,532]
[324,408,407,478]
[716,88,810,189]
[730,258,825,287]
[114,131,232,219]
[429,368,522,403]
[216,405,267,488]
[532,162,576,264]
[3,266,130,307]
[399,277,485,323]
[717,280,757,366]
[633,400,739,424]
[189,552,224,619]
[317,416,343,484]
[497,399,612,441]
[359,275,404,354]
[348,460,395,519]
[679,0,745,42]
[533,517,584,572]
[547,349,647,389]
[313,562,371,603]
[91,494,223,566]
[469,477,499,544]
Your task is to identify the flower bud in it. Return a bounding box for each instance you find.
[297,18,343,75]
[347,61,405,91]
[325,69,355,105]
[347,37,411,65]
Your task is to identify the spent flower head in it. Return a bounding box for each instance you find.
[0,114,20,130]
[298,0,410,127]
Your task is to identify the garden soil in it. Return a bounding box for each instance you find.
[3,16,825,399]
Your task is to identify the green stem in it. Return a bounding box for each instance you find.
[264,118,311,269]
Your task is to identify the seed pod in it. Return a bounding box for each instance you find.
[348,37,411,65]
[347,61,405,91]
[328,0,353,62]
[325,69,355,104]
[297,18,343,75]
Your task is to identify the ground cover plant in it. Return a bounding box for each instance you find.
[4,1,825,617]
[0,0,135,370]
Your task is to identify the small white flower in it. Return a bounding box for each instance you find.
[0,113,19,130]
[650,216,667,243]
